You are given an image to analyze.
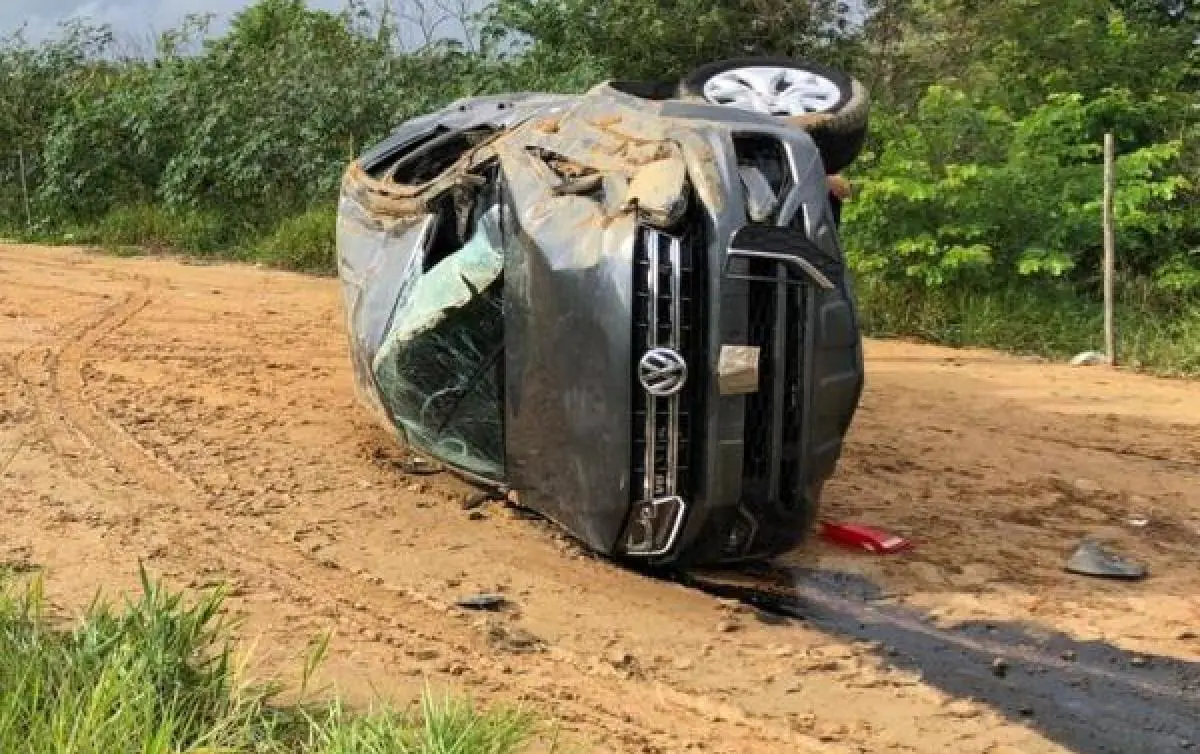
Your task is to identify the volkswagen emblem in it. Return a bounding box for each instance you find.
[638,347,687,397]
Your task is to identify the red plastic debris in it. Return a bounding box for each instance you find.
[820,521,912,554]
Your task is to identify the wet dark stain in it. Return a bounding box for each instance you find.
[672,566,1200,754]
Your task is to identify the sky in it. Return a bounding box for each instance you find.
[1,0,346,43]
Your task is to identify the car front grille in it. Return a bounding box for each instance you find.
[631,227,699,504]
[741,258,808,512]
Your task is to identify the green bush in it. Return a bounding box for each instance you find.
[253,205,337,274]
[82,204,232,254]
[0,568,536,754]
[843,86,1192,290]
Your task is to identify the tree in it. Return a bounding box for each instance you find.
[488,0,862,85]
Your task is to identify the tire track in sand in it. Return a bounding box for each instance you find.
[15,275,833,754]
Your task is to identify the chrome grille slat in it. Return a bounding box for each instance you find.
[643,231,660,503]
[666,234,682,497]
[633,228,687,503]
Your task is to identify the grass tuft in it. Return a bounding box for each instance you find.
[0,566,536,754]
[252,205,338,274]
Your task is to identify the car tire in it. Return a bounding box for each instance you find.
[678,57,870,174]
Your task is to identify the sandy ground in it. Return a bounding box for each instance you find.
[1,243,1197,753]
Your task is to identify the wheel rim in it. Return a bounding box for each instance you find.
[701,66,842,117]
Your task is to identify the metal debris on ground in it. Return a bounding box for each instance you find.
[454,593,508,610]
[1065,539,1147,580]
[820,521,912,554]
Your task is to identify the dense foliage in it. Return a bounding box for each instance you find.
[845,0,1198,296]
[0,0,1196,368]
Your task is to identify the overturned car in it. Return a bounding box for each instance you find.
[336,58,867,565]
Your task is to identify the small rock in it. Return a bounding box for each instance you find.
[442,661,467,676]
[716,597,747,614]
[673,657,695,671]
[816,723,849,742]
[606,648,637,670]
[467,510,486,521]
[788,713,816,732]
[1061,649,1078,662]
[490,625,541,653]
[806,658,843,672]
[1072,478,1103,496]
[1177,631,1197,641]
[461,491,490,510]
[1019,705,1035,717]
[412,648,439,661]
[359,627,382,642]
[716,620,741,633]
[1069,504,1109,523]
[991,657,1010,678]
[1131,655,1149,668]
[944,699,982,719]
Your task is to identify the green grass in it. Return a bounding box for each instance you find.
[854,276,1200,376]
[8,202,337,275]
[76,204,236,256]
[251,205,338,274]
[0,568,537,754]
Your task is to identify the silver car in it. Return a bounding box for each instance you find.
[336,58,868,564]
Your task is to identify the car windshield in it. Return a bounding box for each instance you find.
[342,201,506,481]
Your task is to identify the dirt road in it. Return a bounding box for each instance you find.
[2,243,1198,753]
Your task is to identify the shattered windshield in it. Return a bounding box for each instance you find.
[338,194,506,481]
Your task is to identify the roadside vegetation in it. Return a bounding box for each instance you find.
[0,0,1196,373]
[0,568,535,754]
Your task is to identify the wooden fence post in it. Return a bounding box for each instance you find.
[1103,133,1116,366]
